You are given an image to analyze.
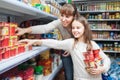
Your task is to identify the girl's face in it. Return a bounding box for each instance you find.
[72,20,85,39]
[60,14,74,27]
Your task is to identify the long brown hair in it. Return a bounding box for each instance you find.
[73,16,93,51]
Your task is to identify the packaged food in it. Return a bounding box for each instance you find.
[34,66,43,80]
[10,23,17,36]
[93,49,102,60]
[89,60,96,68]
[9,36,18,46]
[39,50,50,60]
[88,51,94,61]
[84,60,89,67]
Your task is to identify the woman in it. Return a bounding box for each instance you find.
[16,3,80,80]
[19,16,111,80]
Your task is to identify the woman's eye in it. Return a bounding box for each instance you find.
[61,14,63,17]
[72,27,75,29]
[65,16,69,18]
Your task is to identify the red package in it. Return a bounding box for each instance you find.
[83,52,89,60]
[0,48,4,61]
[2,47,10,59]
[0,22,10,36]
[93,49,102,60]
[88,51,94,61]
[84,60,89,67]
[10,23,17,36]
[89,60,96,68]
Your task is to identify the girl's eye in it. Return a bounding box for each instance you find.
[77,27,80,29]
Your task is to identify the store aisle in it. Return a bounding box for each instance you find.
[54,68,65,80]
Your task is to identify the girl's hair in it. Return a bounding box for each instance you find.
[73,16,93,51]
[60,3,80,18]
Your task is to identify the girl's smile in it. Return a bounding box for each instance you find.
[72,20,84,40]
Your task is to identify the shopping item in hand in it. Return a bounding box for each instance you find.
[83,49,103,71]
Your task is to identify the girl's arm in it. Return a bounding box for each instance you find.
[41,39,74,51]
[19,38,74,52]
[92,41,111,73]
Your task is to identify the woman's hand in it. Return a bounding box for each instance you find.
[62,51,70,57]
[16,27,31,36]
[18,39,42,46]
[16,27,25,36]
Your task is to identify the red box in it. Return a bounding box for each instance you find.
[0,53,2,61]
[38,59,52,76]
[88,51,94,61]
[3,36,9,47]
[18,44,25,54]
[83,52,89,60]
[93,49,101,60]
[10,23,17,36]
[2,47,10,59]
[0,36,9,47]
[10,46,17,57]
[0,48,5,61]
[0,22,10,36]
[9,36,18,46]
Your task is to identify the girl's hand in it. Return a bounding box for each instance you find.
[88,66,104,75]
[18,39,42,46]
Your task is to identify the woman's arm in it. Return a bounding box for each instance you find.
[31,19,61,34]
[16,19,61,35]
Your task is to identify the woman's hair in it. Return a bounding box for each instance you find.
[73,16,93,51]
[60,3,80,18]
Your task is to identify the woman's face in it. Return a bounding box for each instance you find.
[60,14,74,27]
[72,20,85,39]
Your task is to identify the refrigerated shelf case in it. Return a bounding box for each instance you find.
[0,46,63,80]
[43,61,63,80]
[0,0,62,80]
[0,0,57,23]
[0,47,49,74]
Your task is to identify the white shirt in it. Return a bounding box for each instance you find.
[41,38,111,80]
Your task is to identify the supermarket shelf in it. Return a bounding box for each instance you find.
[91,29,120,31]
[43,61,63,80]
[0,46,50,74]
[73,0,119,3]
[104,50,120,53]
[56,0,66,4]
[0,0,57,22]
[88,19,120,21]
[93,39,120,41]
[79,10,120,13]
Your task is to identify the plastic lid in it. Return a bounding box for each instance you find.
[34,66,43,74]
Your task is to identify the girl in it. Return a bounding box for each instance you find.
[19,16,111,80]
[16,3,80,80]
